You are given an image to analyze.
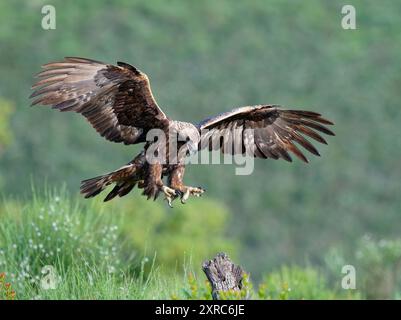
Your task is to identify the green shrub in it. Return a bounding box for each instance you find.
[0,188,236,299]
[172,272,212,300]
[172,272,253,300]
[89,190,237,274]
[325,236,401,299]
[173,265,357,300]
[258,265,358,300]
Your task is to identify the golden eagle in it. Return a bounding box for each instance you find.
[31,57,334,206]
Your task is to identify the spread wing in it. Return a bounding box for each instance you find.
[198,105,334,163]
[30,57,169,144]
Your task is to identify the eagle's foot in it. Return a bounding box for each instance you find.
[161,185,179,208]
[179,186,205,204]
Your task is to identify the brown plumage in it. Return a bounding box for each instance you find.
[198,106,334,163]
[31,57,335,207]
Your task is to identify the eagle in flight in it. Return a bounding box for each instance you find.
[31,57,334,207]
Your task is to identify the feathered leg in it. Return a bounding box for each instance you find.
[142,162,177,206]
[168,164,205,204]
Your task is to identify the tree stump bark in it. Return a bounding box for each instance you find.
[202,252,245,300]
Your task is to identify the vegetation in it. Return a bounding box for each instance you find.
[0,191,399,299]
[325,236,401,299]
[0,189,234,299]
[0,0,400,299]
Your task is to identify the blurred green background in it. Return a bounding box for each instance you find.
[0,0,401,298]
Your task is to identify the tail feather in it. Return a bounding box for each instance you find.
[80,153,146,201]
[103,184,121,202]
[103,181,136,202]
[118,183,136,197]
[80,174,113,199]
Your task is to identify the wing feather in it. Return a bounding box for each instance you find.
[198,105,334,163]
[31,57,169,145]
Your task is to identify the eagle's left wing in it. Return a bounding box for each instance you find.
[197,105,334,163]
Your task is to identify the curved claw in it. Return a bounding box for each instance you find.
[181,189,190,204]
[179,186,205,204]
[166,196,174,208]
[161,186,178,208]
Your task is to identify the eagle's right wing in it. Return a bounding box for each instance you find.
[31,57,169,145]
[198,105,334,163]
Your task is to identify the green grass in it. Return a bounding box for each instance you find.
[0,188,361,300]
[0,188,192,299]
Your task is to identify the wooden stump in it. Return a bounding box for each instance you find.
[202,252,245,300]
